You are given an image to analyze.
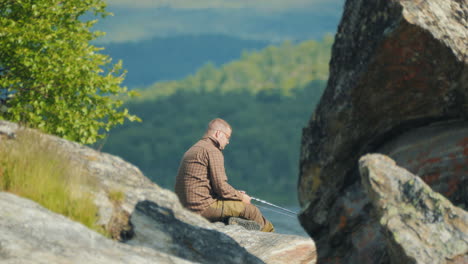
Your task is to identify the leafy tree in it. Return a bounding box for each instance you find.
[0,0,139,144]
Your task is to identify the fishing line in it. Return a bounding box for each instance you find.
[254,203,297,219]
[251,197,298,215]
[250,196,298,218]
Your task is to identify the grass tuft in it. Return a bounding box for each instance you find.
[108,189,125,204]
[0,129,106,235]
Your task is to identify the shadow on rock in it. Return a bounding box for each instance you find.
[127,200,265,264]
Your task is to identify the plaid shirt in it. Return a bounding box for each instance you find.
[175,137,243,213]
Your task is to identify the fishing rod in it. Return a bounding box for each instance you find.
[254,203,297,219]
[251,196,298,217]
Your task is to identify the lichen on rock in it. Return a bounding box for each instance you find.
[359,154,468,264]
[298,0,467,263]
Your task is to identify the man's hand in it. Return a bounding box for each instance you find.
[241,193,251,204]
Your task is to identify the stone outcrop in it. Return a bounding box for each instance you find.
[214,224,316,264]
[359,154,468,264]
[130,201,316,264]
[298,0,467,263]
[0,120,316,264]
[0,192,192,264]
[378,120,468,207]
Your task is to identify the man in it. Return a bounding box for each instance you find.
[175,118,274,232]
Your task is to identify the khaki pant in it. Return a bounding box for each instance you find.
[201,200,274,232]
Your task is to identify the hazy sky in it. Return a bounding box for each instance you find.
[107,0,335,10]
[95,0,345,43]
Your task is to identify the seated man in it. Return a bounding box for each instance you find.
[175,118,274,232]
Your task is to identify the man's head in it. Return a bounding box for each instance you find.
[205,118,232,150]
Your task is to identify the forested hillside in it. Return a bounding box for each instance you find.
[103,34,269,88]
[136,36,333,100]
[101,37,333,205]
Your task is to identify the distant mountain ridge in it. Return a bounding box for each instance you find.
[95,2,345,44]
[133,36,333,102]
[102,34,270,88]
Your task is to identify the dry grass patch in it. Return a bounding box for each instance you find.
[0,129,106,235]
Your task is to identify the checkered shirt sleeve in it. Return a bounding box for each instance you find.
[207,150,243,201]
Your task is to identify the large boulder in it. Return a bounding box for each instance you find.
[214,224,316,264]
[359,154,468,264]
[298,0,467,263]
[378,120,468,207]
[0,120,316,264]
[0,192,192,264]
[130,202,317,264]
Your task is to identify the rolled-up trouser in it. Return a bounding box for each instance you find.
[201,200,274,232]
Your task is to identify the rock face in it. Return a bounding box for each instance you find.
[378,120,468,207]
[0,120,316,264]
[215,224,317,264]
[130,201,316,264]
[0,192,192,264]
[298,0,467,263]
[359,154,468,264]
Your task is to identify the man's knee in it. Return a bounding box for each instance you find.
[220,202,274,232]
[243,203,262,217]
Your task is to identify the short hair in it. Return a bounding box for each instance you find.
[206,118,231,135]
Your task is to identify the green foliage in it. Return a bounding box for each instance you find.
[0,129,105,235]
[135,36,333,101]
[0,0,140,144]
[101,37,332,205]
[103,81,326,205]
